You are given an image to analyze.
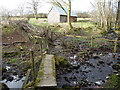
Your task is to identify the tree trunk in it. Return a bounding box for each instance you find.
[68,0,73,30]
[34,8,38,20]
[115,0,120,29]
[107,0,112,31]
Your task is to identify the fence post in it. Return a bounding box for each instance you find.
[63,31,66,48]
[114,38,118,53]
[45,30,49,53]
[22,69,31,88]
[30,50,36,85]
[91,35,93,48]
[39,38,42,53]
[51,31,53,41]
[40,38,43,59]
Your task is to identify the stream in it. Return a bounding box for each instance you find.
[0,76,25,88]
[57,53,119,88]
[0,66,25,89]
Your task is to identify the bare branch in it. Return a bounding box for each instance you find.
[61,0,69,6]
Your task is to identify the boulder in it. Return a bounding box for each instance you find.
[98,60,104,64]
[95,81,103,86]
[7,76,13,81]
[112,64,120,70]
[107,61,113,65]
[2,68,7,73]
[13,71,17,75]
[93,53,100,59]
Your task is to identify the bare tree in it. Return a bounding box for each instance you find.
[27,0,41,20]
[115,0,120,29]
[17,3,26,17]
[91,0,117,31]
[11,9,19,16]
[0,7,12,24]
[68,0,73,30]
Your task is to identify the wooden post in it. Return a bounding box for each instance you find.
[40,38,42,54]
[114,38,118,53]
[91,35,93,48]
[51,31,53,41]
[63,31,66,48]
[21,52,23,60]
[40,38,43,59]
[45,30,49,53]
[19,46,24,60]
[22,69,31,88]
[73,33,75,47]
[30,50,36,85]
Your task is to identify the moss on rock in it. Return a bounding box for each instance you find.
[55,56,70,67]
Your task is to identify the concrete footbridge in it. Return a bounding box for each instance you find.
[35,54,57,88]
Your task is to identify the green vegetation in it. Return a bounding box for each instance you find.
[72,21,95,28]
[3,52,18,58]
[90,38,111,49]
[35,56,45,85]
[71,37,111,49]
[22,69,31,88]
[105,74,120,88]
[9,58,19,64]
[112,64,120,70]
[29,18,48,27]
[35,70,44,85]
[2,25,15,33]
[19,61,31,71]
[75,38,90,42]
[24,81,34,88]
[30,22,48,27]
[29,18,96,30]
[20,61,30,66]
[55,56,70,67]
[52,27,66,33]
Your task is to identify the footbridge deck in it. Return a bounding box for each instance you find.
[35,54,57,87]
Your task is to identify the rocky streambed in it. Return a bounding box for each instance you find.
[56,53,120,88]
[1,51,31,88]
[50,35,120,88]
[1,64,26,88]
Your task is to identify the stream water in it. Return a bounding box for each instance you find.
[57,53,119,88]
[1,76,25,88]
[0,66,25,89]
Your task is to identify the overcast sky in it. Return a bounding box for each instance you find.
[0,0,94,13]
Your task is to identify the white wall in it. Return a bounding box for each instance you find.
[48,8,60,24]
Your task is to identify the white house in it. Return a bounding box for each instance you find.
[48,6,77,24]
